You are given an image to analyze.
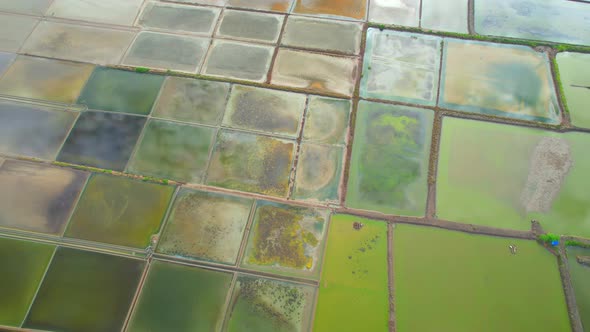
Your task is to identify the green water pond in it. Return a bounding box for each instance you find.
[0,237,54,326]
[225,274,315,332]
[437,117,590,238]
[567,246,590,330]
[347,101,433,216]
[65,174,174,248]
[128,260,232,332]
[313,215,389,332]
[394,224,571,332]
[157,188,253,265]
[24,247,144,332]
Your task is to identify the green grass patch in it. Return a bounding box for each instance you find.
[538,233,560,244]
[551,56,570,115]
[565,240,590,249]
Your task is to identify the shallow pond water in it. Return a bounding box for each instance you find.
[302,96,350,145]
[202,40,274,83]
[45,0,143,26]
[361,29,442,105]
[206,130,295,197]
[347,101,433,216]
[556,52,590,129]
[475,0,590,46]
[292,0,367,20]
[271,49,358,97]
[123,32,210,73]
[0,237,54,327]
[65,174,174,248]
[0,56,94,104]
[138,2,220,35]
[225,274,315,332]
[368,0,419,26]
[227,0,293,12]
[421,0,468,33]
[152,77,230,126]
[440,39,560,124]
[567,246,590,330]
[0,100,77,160]
[77,67,164,115]
[223,85,306,138]
[394,224,571,331]
[0,160,88,235]
[314,215,389,332]
[127,119,215,183]
[281,16,362,55]
[24,247,144,332]
[217,10,283,44]
[293,143,343,202]
[241,201,329,278]
[57,111,146,171]
[437,117,590,238]
[0,0,52,15]
[157,188,253,264]
[128,260,232,332]
[20,21,136,65]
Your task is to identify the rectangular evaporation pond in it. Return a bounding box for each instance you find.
[394,224,570,331]
[567,246,590,330]
[281,16,362,55]
[225,274,316,332]
[292,0,368,20]
[293,143,344,202]
[24,247,145,332]
[0,237,55,327]
[0,51,17,76]
[0,14,38,53]
[138,2,221,35]
[314,215,389,332]
[302,96,351,145]
[271,49,358,97]
[227,0,294,12]
[241,201,330,279]
[152,77,230,126]
[202,40,274,83]
[127,119,215,183]
[123,31,210,73]
[20,21,136,65]
[176,0,228,4]
[346,101,433,216]
[0,0,53,15]
[0,55,94,104]
[360,28,442,106]
[440,39,560,124]
[128,260,232,332]
[57,111,146,171]
[0,160,88,235]
[420,0,468,33]
[368,0,420,26]
[0,100,77,160]
[556,52,590,129]
[78,67,164,115]
[474,0,590,46]
[437,117,590,238]
[222,85,307,138]
[206,130,295,197]
[217,9,283,44]
[45,0,143,26]
[157,188,253,265]
[65,174,175,249]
